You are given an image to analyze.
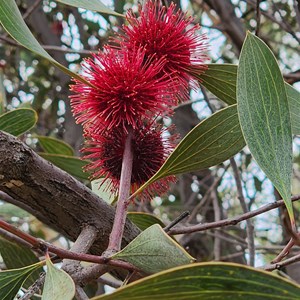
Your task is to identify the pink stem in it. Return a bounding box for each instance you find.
[0,218,138,271]
[106,129,133,253]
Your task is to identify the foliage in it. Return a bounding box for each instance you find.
[0,0,300,299]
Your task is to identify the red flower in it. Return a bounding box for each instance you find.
[116,1,208,99]
[70,47,176,132]
[83,123,176,199]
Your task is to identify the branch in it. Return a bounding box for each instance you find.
[62,225,98,275]
[263,252,300,271]
[0,131,140,256]
[0,218,139,272]
[0,35,96,54]
[230,158,255,266]
[168,194,300,235]
[20,272,46,300]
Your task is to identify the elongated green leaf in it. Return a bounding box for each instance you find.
[198,64,300,135]
[55,0,123,17]
[112,224,194,274]
[42,257,75,300]
[286,83,300,135]
[0,108,37,136]
[0,0,91,86]
[132,105,245,197]
[37,136,74,156]
[127,212,165,231]
[0,262,43,300]
[0,238,42,287]
[237,32,293,220]
[93,262,300,300]
[199,64,237,105]
[39,153,90,180]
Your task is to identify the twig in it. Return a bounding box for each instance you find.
[164,211,190,232]
[255,0,261,36]
[263,252,300,271]
[106,130,133,254]
[97,276,122,288]
[23,0,42,20]
[230,158,255,266]
[0,219,139,271]
[293,0,300,30]
[0,227,32,249]
[243,0,300,43]
[74,264,110,286]
[20,272,46,300]
[271,238,295,264]
[168,194,300,235]
[188,165,229,222]
[0,219,40,246]
[75,286,89,300]
[0,35,96,54]
[62,225,98,275]
[212,189,221,260]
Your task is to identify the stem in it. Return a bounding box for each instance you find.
[168,194,300,235]
[271,238,295,264]
[106,130,134,254]
[20,273,46,300]
[62,225,98,274]
[263,251,300,271]
[0,218,138,271]
[0,219,40,247]
[230,158,255,266]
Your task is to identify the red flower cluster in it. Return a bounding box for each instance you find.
[71,47,175,131]
[83,124,177,199]
[70,1,208,199]
[118,1,208,99]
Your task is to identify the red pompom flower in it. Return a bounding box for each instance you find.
[83,123,176,199]
[70,46,176,132]
[116,1,208,98]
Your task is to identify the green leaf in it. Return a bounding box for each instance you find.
[0,237,43,288]
[0,262,43,300]
[286,83,300,135]
[0,108,37,136]
[55,0,123,17]
[199,64,237,105]
[37,136,74,156]
[91,178,116,204]
[42,257,75,300]
[0,0,91,86]
[111,224,195,274]
[92,262,300,300]
[132,105,245,197]
[39,153,90,180]
[237,32,293,221]
[127,212,165,231]
[199,64,300,135]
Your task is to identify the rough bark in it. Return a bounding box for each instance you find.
[0,131,140,255]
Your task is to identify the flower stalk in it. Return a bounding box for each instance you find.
[106,129,134,254]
